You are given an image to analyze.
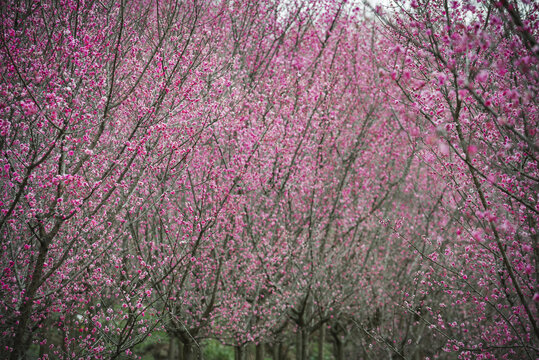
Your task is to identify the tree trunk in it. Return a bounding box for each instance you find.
[9,244,49,360]
[318,327,325,360]
[272,342,288,360]
[182,342,193,360]
[296,329,303,360]
[272,342,281,360]
[301,329,308,360]
[235,345,245,360]
[296,328,309,360]
[333,337,344,360]
[168,336,178,360]
[255,343,264,360]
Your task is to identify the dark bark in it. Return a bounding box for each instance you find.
[295,328,309,360]
[301,329,308,360]
[168,337,178,360]
[272,341,288,360]
[333,336,344,360]
[9,243,49,360]
[296,330,303,360]
[272,343,281,360]
[182,342,193,360]
[256,343,265,360]
[235,345,245,360]
[318,327,325,360]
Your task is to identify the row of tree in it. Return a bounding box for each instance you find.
[0,0,537,359]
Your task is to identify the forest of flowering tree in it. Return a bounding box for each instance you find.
[0,0,537,359]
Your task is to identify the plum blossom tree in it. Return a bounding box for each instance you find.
[371,0,538,357]
[0,0,537,359]
[0,0,239,358]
